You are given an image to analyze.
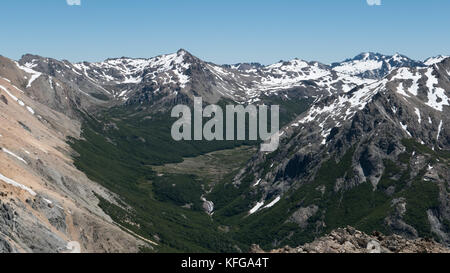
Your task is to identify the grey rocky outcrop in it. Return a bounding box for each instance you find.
[254,226,450,253]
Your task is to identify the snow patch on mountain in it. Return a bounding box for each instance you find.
[392,67,422,96]
[425,68,449,111]
[414,108,422,124]
[0,84,36,115]
[400,122,412,137]
[1,148,28,165]
[425,56,449,66]
[249,201,265,215]
[437,120,443,141]
[0,172,36,196]
[16,61,42,88]
[264,196,281,209]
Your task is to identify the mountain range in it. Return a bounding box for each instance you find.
[0,50,448,253]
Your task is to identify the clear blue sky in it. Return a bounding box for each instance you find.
[1,0,449,64]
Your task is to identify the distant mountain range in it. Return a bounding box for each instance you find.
[13,50,441,108]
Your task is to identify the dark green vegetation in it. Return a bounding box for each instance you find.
[152,174,204,210]
[262,95,314,126]
[69,97,313,252]
[70,105,256,252]
[207,139,446,250]
[70,89,446,252]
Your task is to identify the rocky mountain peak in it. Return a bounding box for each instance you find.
[332,52,424,79]
[176,48,191,56]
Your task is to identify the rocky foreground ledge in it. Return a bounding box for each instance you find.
[252,227,450,253]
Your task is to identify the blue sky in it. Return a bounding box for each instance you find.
[1,0,449,64]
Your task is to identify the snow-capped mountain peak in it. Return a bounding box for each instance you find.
[331,52,424,79]
[73,49,192,86]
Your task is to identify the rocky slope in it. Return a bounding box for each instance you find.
[220,57,449,249]
[253,226,450,253]
[0,59,153,252]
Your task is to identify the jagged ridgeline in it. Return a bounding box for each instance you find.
[0,50,448,252]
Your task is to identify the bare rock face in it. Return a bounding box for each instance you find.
[234,58,450,249]
[258,226,450,253]
[288,205,319,228]
[0,64,148,253]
